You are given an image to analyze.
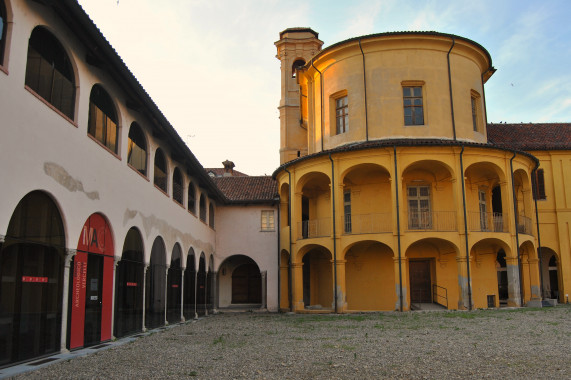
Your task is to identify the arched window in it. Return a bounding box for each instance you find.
[127,123,147,175]
[173,168,183,205]
[25,27,75,119]
[154,148,167,192]
[208,203,215,228]
[0,0,7,66]
[292,59,305,78]
[199,194,206,222]
[187,182,196,214]
[88,85,118,153]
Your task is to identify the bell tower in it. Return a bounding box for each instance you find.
[275,28,322,165]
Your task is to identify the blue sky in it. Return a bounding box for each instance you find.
[78,0,571,175]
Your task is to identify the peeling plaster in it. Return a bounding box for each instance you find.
[44,162,99,200]
[124,208,213,254]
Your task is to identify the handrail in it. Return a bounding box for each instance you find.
[407,211,457,231]
[297,218,331,240]
[433,284,448,309]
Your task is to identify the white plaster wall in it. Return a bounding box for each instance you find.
[0,1,216,269]
[215,205,279,311]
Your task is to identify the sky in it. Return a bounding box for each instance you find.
[77,0,571,176]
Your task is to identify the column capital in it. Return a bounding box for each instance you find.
[393,256,407,264]
[332,259,347,264]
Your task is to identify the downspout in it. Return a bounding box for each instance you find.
[447,37,457,140]
[510,152,524,305]
[277,195,281,310]
[532,163,544,299]
[358,38,369,142]
[329,153,339,313]
[311,58,324,151]
[459,145,473,310]
[394,146,403,312]
[284,168,293,312]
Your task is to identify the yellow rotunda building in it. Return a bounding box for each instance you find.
[274,29,542,312]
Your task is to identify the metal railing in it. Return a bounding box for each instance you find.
[297,218,331,240]
[468,212,507,232]
[407,211,457,231]
[342,213,392,235]
[517,215,532,235]
[433,284,448,309]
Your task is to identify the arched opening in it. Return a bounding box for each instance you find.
[280,250,290,310]
[513,169,533,235]
[25,26,75,119]
[172,168,183,205]
[548,255,559,300]
[199,195,206,222]
[166,244,182,324]
[541,248,560,301]
[196,254,206,316]
[0,191,65,365]
[292,59,305,78]
[206,255,214,311]
[496,250,508,305]
[127,123,147,176]
[114,227,144,338]
[153,149,167,193]
[183,249,196,319]
[405,238,459,309]
[208,203,215,228]
[145,237,166,329]
[345,241,395,311]
[187,183,196,214]
[297,172,331,240]
[217,255,262,307]
[341,164,392,234]
[88,85,118,153]
[464,162,506,232]
[301,246,333,310]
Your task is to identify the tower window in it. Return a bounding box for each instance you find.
[335,95,349,134]
[471,90,482,132]
[533,169,546,200]
[403,86,424,126]
[292,59,305,78]
[25,27,75,119]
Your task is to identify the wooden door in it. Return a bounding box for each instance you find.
[410,260,431,303]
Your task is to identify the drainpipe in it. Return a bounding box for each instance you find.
[310,58,324,151]
[509,152,524,305]
[447,37,457,140]
[329,153,339,313]
[284,168,293,312]
[459,145,473,310]
[358,38,369,142]
[394,146,403,312]
[276,195,281,310]
[532,163,544,298]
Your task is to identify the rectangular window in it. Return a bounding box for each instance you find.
[335,96,349,134]
[403,86,424,125]
[408,186,431,229]
[533,169,546,200]
[344,190,351,233]
[261,210,275,231]
[471,91,482,132]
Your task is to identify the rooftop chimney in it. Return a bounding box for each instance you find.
[222,160,235,177]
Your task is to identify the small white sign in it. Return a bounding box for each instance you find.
[90,296,98,301]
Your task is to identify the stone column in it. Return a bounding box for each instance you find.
[211,271,218,314]
[193,270,198,320]
[291,262,304,311]
[527,258,542,300]
[456,256,471,310]
[506,257,522,306]
[164,266,169,325]
[60,249,76,352]
[393,257,409,311]
[111,258,119,339]
[180,268,186,322]
[261,271,267,309]
[332,259,347,312]
[142,264,148,332]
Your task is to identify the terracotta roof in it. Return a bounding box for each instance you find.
[205,168,249,177]
[487,123,571,151]
[213,176,278,203]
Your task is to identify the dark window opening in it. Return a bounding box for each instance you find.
[167,245,182,324]
[403,86,424,125]
[145,238,166,329]
[199,195,206,222]
[188,183,196,213]
[533,169,546,200]
[173,168,183,205]
[25,27,75,119]
[292,59,305,78]
[208,203,215,228]
[127,123,147,175]
[88,85,118,153]
[0,0,6,65]
[153,149,167,192]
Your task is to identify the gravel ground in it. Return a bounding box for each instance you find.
[14,305,571,379]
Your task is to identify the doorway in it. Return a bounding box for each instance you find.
[84,254,103,346]
[410,260,432,303]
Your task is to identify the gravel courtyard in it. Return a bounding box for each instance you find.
[15,306,571,379]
